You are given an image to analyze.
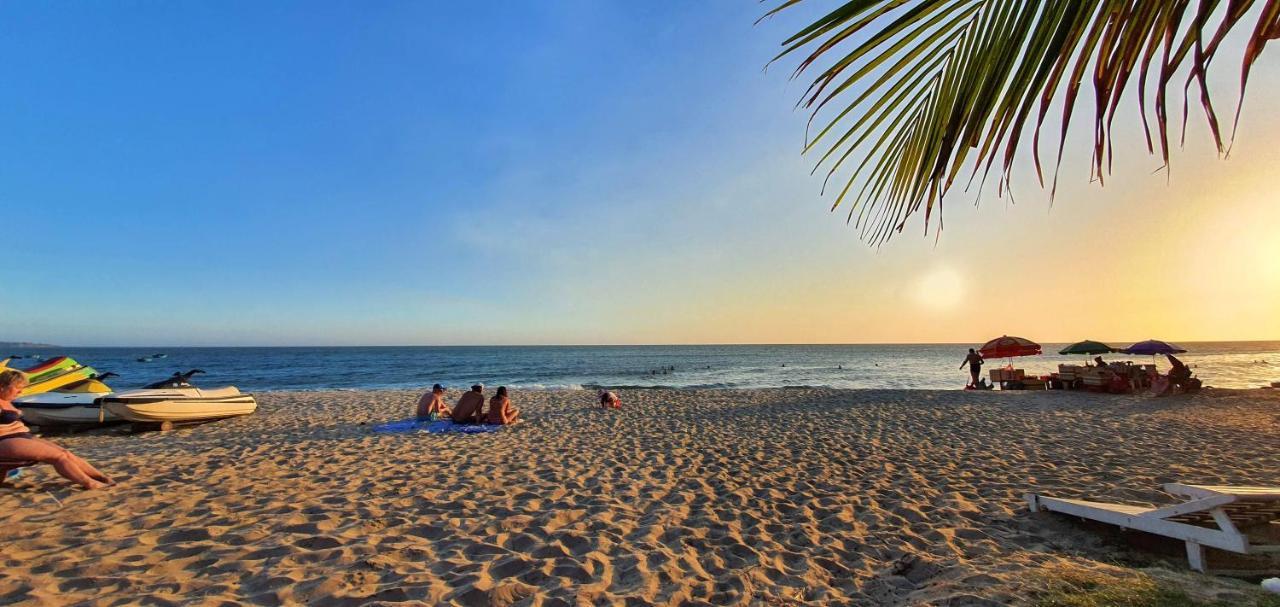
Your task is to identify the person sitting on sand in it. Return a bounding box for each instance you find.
[960,348,984,387]
[451,384,486,424]
[1094,356,1107,368]
[1167,354,1192,385]
[0,370,114,490]
[416,384,451,421]
[598,390,621,409]
[486,386,520,425]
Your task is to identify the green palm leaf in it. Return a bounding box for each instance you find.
[766,0,1280,245]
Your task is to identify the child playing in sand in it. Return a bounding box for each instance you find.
[416,384,450,421]
[598,390,621,409]
[486,386,521,425]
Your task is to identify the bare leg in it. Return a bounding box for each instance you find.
[508,408,521,423]
[0,438,108,490]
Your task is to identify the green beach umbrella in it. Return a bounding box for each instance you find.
[1058,340,1116,356]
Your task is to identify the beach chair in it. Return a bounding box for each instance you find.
[1027,483,1280,572]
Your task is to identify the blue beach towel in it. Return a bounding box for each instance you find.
[372,418,504,435]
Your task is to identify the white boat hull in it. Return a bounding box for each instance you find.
[101,386,257,423]
[13,393,122,425]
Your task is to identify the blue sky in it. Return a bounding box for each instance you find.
[2,2,1278,346]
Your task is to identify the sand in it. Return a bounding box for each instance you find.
[1,387,1278,606]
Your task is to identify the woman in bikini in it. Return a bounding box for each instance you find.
[0,370,113,490]
[485,386,521,425]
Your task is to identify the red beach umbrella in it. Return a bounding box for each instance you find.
[978,335,1042,359]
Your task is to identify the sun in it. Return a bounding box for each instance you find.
[911,266,965,311]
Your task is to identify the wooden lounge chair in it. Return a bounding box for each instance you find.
[1027,483,1280,571]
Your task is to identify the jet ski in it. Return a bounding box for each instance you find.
[14,393,121,426]
[101,370,256,423]
[55,372,117,394]
[12,373,120,426]
[2,357,101,396]
[3,356,77,380]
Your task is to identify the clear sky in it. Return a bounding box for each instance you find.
[1,2,1277,346]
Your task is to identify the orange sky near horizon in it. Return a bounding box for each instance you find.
[583,102,1280,347]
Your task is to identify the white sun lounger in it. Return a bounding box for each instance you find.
[1027,483,1280,571]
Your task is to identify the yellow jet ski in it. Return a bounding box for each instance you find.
[0,357,112,396]
[54,373,117,394]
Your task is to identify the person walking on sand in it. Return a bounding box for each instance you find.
[960,348,984,388]
[416,384,451,421]
[451,384,486,424]
[486,386,521,425]
[0,370,114,490]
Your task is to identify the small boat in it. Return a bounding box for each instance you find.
[136,357,153,362]
[101,370,256,423]
[14,392,121,426]
[153,353,167,359]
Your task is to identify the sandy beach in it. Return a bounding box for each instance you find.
[2,387,1278,605]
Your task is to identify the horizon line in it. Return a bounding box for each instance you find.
[6,338,1280,349]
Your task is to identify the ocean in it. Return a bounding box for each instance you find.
[5,342,1279,393]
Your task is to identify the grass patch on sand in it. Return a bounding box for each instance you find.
[1035,567,1280,607]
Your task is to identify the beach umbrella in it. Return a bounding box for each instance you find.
[1058,340,1116,356]
[1120,339,1187,356]
[978,335,1042,359]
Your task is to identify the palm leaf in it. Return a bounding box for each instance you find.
[766,0,1280,245]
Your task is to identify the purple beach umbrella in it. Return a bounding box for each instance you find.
[1120,339,1187,356]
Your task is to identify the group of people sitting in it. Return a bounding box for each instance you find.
[415,383,521,425]
[415,385,623,423]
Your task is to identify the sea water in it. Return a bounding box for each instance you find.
[7,342,1279,392]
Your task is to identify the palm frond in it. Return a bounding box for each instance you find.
[767,0,1280,245]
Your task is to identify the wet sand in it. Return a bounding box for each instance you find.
[1,387,1277,605]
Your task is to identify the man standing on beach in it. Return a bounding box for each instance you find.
[960,349,984,388]
[451,384,486,424]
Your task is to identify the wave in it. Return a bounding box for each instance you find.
[505,383,588,391]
